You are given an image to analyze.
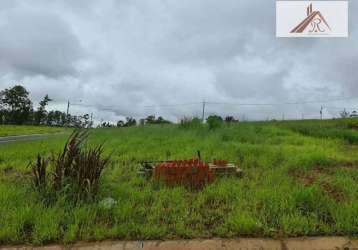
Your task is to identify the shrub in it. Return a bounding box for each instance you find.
[207,115,223,130]
[30,130,110,203]
[31,154,49,191]
[179,117,202,129]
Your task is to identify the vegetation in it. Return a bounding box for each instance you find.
[207,115,224,130]
[0,85,92,128]
[0,125,65,137]
[0,119,357,244]
[179,117,203,129]
[31,130,110,204]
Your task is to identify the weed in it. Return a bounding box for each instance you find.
[179,117,203,130]
[30,130,110,203]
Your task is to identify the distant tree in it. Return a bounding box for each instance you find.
[207,115,223,130]
[81,114,90,128]
[145,115,156,124]
[124,117,136,127]
[179,117,202,129]
[47,110,66,126]
[145,115,170,124]
[117,120,124,127]
[340,109,350,118]
[0,85,32,124]
[156,116,171,124]
[225,116,239,123]
[101,122,114,128]
[34,94,52,125]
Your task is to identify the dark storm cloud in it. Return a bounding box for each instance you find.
[0,7,83,78]
[0,0,357,122]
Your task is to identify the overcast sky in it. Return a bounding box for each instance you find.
[0,0,357,122]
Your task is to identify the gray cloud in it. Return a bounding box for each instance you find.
[0,8,83,78]
[0,0,357,122]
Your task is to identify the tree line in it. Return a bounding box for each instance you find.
[0,85,173,128]
[1,85,243,128]
[0,85,92,127]
[101,115,172,128]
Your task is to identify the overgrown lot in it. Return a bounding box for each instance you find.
[0,119,357,244]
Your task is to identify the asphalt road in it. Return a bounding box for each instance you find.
[0,133,66,145]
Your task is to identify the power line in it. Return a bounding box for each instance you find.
[143,102,201,108]
[53,95,358,110]
[206,96,358,106]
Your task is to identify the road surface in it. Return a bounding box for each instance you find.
[0,133,66,145]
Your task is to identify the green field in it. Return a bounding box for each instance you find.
[0,125,65,137]
[0,119,357,244]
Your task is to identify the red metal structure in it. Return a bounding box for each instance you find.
[154,159,215,188]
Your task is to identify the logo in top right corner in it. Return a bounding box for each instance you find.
[290,3,331,35]
[276,1,348,38]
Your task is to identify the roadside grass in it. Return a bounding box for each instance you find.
[279,119,358,144]
[0,119,357,244]
[0,125,66,137]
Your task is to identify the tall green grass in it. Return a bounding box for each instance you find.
[0,125,66,137]
[0,119,357,244]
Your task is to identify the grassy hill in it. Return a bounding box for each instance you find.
[0,119,357,244]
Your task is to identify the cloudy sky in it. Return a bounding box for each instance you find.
[0,0,357,122]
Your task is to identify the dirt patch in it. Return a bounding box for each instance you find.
[289,166,346,202]
[319,180,346,202]
[348,124,358,130]
[0,166,31,182]
[1,237,357,250]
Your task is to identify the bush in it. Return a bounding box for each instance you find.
[179,117,202,129]
[207,115,223,130]
[30,130,110,203]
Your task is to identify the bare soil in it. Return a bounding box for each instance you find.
[1,237,358,250]
[289,165,353,202]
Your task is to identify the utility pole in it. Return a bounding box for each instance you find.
[201,100,206,123]
[320,106,323,120]
[66,100,70,126]
[66,100,70,116]
[90,113,93,128]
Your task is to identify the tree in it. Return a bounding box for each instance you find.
[207,115,223,130]
[145,115,156,124]
[340,109,350,118]
[0,85,33,124]
[117,120,124,127]
[34,95,52,125]
[124,117,136,127]
[156,116,168,124]
[81,114,90,128]
[225,116,239,123]
[179,117,202,129]
[101,122,114,128]
[47,110,66,126]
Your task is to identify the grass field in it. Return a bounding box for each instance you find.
[0,125,65,137]
[0,119,357,244]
